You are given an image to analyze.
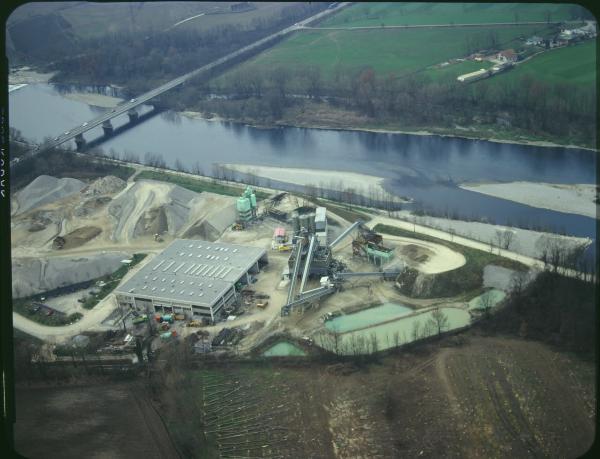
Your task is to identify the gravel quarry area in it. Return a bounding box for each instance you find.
[460,181,598,219]
[12,175,85,216]
[11,252,128,299]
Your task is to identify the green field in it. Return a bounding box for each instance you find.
[322,2,584,27]
[217,24,554,89]
[484,40,596,87]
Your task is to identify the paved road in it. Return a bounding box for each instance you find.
[302,20,580,31]
[31,2,351,157]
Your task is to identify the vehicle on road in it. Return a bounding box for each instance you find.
[53,137,59,141]
[82,122,88,127]
[130,98,136,102]
[64,131,70,135]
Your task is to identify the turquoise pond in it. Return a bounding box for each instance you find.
[262,342,307,357]
[468,289,506,311]
[317,307,471,355]
[325,303,413,333]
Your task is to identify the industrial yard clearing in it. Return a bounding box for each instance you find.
[11,168,595,458]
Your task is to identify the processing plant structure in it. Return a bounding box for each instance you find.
[236,186,258,222]
[281,212,401,316]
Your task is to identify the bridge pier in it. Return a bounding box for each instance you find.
[127,109,139,123]
[74,133,86,152]
[102,120,114,136]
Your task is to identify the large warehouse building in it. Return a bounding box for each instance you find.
[115,239,268,323]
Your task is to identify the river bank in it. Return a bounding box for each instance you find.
[192,100,597,152]
[221,163,409,203]
[460,181,598,219]
[61,92,123,108]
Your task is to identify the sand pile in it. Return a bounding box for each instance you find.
[81,176,126,197]
[12,252,128,299]
[12,175,85,216]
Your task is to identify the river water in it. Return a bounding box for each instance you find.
[9,83,597,250]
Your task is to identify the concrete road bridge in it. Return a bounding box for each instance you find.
[30,2,350,156]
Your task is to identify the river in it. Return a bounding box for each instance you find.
[9,83,597,252]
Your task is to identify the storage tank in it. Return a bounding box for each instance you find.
[236,197,251,213]
[250,193,257,208]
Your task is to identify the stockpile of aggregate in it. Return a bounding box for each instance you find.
[13,175,85,215]
[12,251,128,299]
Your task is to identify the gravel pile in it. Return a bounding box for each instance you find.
[13,175,85,215]
[12,252,128,299]
[108,180,199,241]
[81,176,126,197]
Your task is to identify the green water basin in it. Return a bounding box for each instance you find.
[325,303,413,333]
[317,307,471,355]
[262,341,307,357]
[468,289,506,311]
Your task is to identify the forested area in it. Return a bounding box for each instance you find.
[481,270,596,356]
[191,62,596,146]
[44,3,327,96]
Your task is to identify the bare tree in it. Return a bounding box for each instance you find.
[174,158,187,173]
[411,320,422,342]
[192,161,204,176]
[427,308,449,336]
[501,229,515,250]
[478,291,494,318]
[509,270,529,297]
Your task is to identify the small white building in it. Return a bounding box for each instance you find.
[457,68,489,83]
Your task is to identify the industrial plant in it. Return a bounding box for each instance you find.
[115,239,268,323]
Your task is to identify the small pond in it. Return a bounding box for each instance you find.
[325,302,413,333]
[262,341,307,357]
[467,289,507,311]
[317,307,471,355]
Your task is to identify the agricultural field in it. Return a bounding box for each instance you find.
[486,40,596,87]
[216,24,551,89]
[15,382,179,459]
[321,2,585,28]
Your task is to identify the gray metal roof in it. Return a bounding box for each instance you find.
[315,206,327,222]
[115,239,266,307]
